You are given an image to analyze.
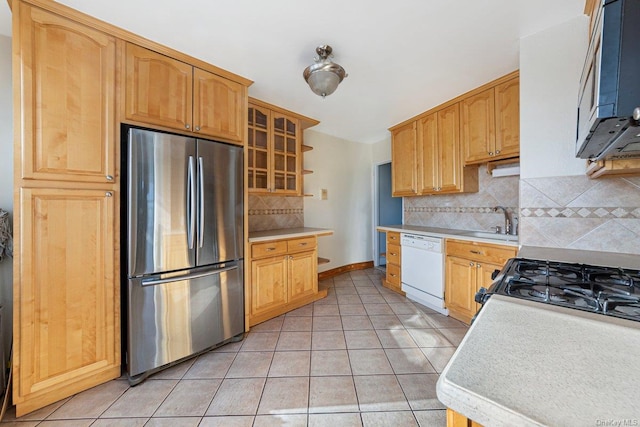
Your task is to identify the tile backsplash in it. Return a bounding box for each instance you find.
[519,175,640,255]
[248,195,304,232]
[404,165,520,232]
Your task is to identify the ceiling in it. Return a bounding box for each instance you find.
[0,0,585,144]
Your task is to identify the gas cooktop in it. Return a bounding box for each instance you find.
[476,258,640,322]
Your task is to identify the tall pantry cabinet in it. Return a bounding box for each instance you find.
[11,0,251,416]
[12,1,121,415]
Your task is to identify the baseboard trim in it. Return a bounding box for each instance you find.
[318,261,374,280]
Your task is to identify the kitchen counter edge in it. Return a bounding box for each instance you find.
[248,227,334,242]
[377,225,519,247]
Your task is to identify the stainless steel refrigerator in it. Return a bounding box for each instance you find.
[125,127,244,384]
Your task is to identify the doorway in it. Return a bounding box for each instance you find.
[373,162,402,267]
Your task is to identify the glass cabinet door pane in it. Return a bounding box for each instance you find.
[286,156,296,173]
[274,172,285,190]
[274,117,285,133]
[286,175,296,191]
[256,150,268,169]
[274,134,284,152]
[255,130,268,149]
[255,171,268,190]
[274,153,285,172]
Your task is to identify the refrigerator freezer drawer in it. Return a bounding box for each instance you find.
[127,261,244,381]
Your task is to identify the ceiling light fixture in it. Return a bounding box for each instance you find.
[303,45,347,98]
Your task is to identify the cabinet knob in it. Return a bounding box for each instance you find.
[266,247,276,252]
[495,150,501,154]
[299,242,308,246]
[105,192,113,197]
[185,124,191,129]
[469,262,474,266]
[477,263,482,268]
[106,175,113,181]
[489,151,494,156]
[390,252,397,256]
[195,126,201,131]
[470,250,482,255]
[390,273,397,277]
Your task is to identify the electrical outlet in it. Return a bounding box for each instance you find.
[320,188,328,200]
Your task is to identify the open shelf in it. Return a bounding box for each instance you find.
[318,257,330,265]
[301,144,313,152]
[302,169,313,175]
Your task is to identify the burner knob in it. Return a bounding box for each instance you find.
[475,288,488,304]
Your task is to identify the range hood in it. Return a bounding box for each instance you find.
[576,0,640,160]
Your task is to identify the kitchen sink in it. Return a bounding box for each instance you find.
[460,231,518,242]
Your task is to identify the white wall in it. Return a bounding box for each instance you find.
[371,135,391,165]
[303,130,373,273]
[0,35,13,367]
[519,15,589,179]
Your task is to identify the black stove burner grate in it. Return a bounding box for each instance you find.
[490,258,640,322]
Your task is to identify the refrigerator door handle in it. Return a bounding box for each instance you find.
[187,156,196,249]
[198,156,205,248]
[140,264,239,287]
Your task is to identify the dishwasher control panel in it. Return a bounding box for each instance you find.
[400,233,442,252]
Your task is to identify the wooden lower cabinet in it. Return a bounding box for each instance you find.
[383,232,404,294]
[14,188,120,416]
[447,408,483,427]
[249,236,325,326]
[444,239,517,324]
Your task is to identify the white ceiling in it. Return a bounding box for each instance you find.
[0,0,585,143]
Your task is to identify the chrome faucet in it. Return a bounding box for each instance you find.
[493,206,511,235]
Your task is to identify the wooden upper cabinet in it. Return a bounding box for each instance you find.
[437,104,463,193]
[126,44,246,143]
[391,122,418,196]
[17,3,118,183]
[461,73,520,164]
[271,113,301,195]
[125,43,193,131]
[193,68,244,142]
[247,99,317,195]
[418,113,438,193]
[15,187,118,415]
[494,77,520,159]
[462,88,496,164]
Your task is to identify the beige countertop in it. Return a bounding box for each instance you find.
[248,227,334,242]
[436,295,640,426]
[376,224,519,247]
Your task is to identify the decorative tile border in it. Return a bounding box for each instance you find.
[248,208,304,216]
[405,206,517,214]
[520,207,640,219]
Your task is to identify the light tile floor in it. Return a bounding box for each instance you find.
[2,268,469,427]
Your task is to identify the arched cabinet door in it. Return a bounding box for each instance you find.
[17,3,118,183]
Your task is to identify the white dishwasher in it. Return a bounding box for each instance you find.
[400,233,448,315]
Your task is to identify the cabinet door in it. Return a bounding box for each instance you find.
[494,77,520,159]
[391,122,418,196]
[476,262,504,312]
[462,88,496,164]
[288,250,317,302]
[272,113,301,195]
[125,43,193,131]
[417,113,439,194]
[247,104,271,192]
[251,255,288,316]
[17,4,117,183]
[15,188,118,415]
[193,68,245,143]
[438,104,463,193]
[445,255,477,324]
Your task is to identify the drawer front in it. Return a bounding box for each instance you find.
[287,236,317,253]
[386,231,401,245]
[387,243,401,266]
[251,240,287,259]
[386,263,401,286]
[445,239,516,265]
